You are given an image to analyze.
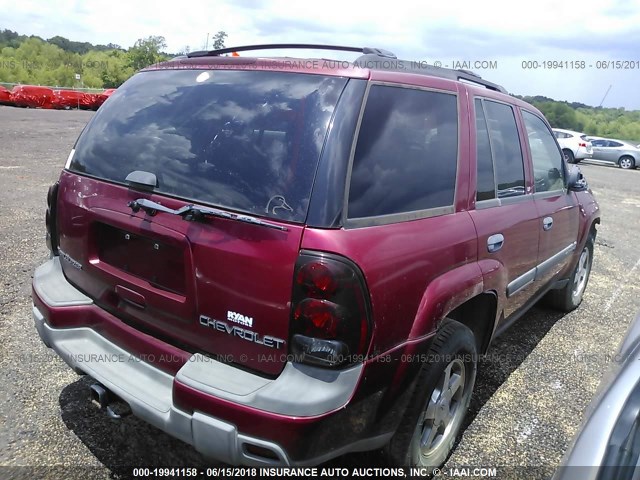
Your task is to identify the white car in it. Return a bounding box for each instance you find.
[553,128,593,164]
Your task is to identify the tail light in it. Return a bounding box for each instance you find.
[45,182,59,255]
[290,251,371,368]
[579,142,587,147]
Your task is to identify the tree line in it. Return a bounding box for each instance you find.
[519,95,640,142]
[0,29,226,89]
[0,29,120,53]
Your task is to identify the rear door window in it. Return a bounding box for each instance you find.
[347,85,458,219]
[475,99,496,201]
[482,101,525,198]
[69,69,348,223]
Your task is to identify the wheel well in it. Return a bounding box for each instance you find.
[619,155,635,164]
[446,292,497,354]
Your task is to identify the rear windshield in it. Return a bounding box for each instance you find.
[69,69,348,222]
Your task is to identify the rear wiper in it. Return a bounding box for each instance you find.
[127,198,288,231]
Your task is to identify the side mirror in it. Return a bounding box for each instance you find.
[567,165,588,192]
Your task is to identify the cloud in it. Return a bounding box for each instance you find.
[1,0,639,108]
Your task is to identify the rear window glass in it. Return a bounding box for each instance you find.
[347,85,458,219]
[69,69,348,222]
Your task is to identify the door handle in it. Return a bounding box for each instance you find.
[543,217,553,231]
[487,233,504,253]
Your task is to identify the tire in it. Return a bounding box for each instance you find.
[385,320,477,467]
[546,234,594,312]
[618,156,635,169]
[563,149,575,164]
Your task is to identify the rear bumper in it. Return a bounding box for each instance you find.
[32,258,385,465]
[576,147,593,160]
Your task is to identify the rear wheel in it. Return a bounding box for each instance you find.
[546,235,594,312]
[563,149,575,163]
[385,320,476,467]
[618,156,635,169]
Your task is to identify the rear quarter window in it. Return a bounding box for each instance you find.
[347,85,458,220]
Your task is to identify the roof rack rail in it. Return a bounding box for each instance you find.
[183,43,506,93]
[457,69,481,78]
[187,43,397,59]
[455,70,506,93]
[352,53,506,93]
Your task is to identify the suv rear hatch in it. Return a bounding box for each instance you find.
[57,68,349,376]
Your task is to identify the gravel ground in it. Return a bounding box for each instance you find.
[0,106,639,479]
[0,108,207,479]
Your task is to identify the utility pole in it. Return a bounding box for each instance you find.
[75,73,81,110]
[205,33,209,50]
[599,85,612,107]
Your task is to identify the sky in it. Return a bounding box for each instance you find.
[2,0,640,109]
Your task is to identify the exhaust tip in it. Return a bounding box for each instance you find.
[89,383,110,409]
[89,382,132,419]
[106,401,132,420]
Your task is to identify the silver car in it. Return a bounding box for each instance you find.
[589,138,639,170]
[555,311,640,480]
